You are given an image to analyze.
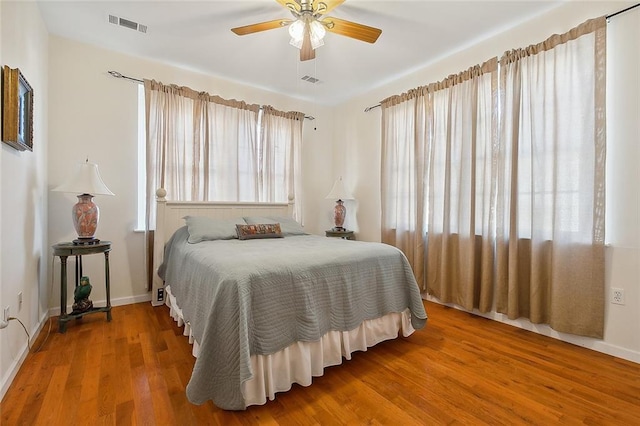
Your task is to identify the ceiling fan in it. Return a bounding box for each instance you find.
[231,0,382,61]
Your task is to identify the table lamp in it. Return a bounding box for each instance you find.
[52,159,114,245]
[325,176,354,231]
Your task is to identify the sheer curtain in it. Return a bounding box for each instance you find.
[496,17,607,338]
[144,80,260,230]
[260,106,305,222]
[381,58,497,312]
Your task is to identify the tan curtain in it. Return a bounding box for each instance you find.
[381,87,429,287]
[381,58,497,313]
[496,17,607,338]
[425,59,498,312]
[260,106,305,222]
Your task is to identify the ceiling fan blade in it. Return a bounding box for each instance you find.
[231,19,292,36]
[300,28,315,61]
[275,0,301,13]
[314,0,345,15]
[276,0,300,12]
[322,16,382,43]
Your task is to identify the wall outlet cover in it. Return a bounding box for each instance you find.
[611,288,625,305]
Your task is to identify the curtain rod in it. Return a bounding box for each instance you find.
[364,3,640,114]
[606,2,640,19]
[107,70,315,120]
[108,70,143,83]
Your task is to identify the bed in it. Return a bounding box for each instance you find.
[151,189,427,410]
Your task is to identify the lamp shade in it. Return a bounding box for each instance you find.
[325,177,354,201]
[52,160,114,196]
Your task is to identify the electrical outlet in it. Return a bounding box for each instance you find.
[18,291,23,308]
[611,288,625,305]
[0,306,8,329]
[157,287,164,302]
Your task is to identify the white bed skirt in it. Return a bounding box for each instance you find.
[165,285,415,407]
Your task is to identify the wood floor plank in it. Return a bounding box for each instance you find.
[53,383,82,425]
[12,351,56,425]
[2,301,640,425]
[33,364,71,425]
[114,337,134,406]
[115,399,136,425]
[139,331,178,425]
[131,365,157,425]
[0,351,46,425]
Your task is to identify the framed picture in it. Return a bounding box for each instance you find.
[2,66,33,151]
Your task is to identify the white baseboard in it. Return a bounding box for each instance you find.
[47,293,152,317]
[424,294,640,364]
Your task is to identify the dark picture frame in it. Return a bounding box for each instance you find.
[2,66,33,151]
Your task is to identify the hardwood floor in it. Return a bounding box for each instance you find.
[2,301,639,425]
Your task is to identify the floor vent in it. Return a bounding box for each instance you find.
[108,15,148,34]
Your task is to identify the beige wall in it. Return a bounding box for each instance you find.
[333,1,640,362]
[0,1,49,400]
[604,6,640,360]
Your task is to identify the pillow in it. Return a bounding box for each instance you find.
[236,223,284,240]
[184,216,246,243]
[243,216,307,236]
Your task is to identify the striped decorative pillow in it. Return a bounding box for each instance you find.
[235,223,284,240]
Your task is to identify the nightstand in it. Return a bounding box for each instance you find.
[53,241,112,333]
[325,229,356,240]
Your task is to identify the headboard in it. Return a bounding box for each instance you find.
[151,188,294,306]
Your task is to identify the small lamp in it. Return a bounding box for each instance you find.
[52,159,114,245]
[325,176,354,231]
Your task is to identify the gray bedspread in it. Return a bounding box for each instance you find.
[159,227,427,410]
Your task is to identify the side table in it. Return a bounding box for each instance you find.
[53,241,112,333]
[325,229,356,240]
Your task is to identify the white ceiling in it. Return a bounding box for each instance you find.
[37,0,564,105]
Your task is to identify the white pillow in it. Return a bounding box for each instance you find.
[184,216,246,243]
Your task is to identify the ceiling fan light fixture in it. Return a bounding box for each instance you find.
[310,20,326,38]
[289,35,304,49]
[289,18,326,50]
[310,35,324,50]
[309,20,326,49]
[288,19,305,43]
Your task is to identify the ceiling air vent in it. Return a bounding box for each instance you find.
[301,75,320,84]
[108,15,148,34]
